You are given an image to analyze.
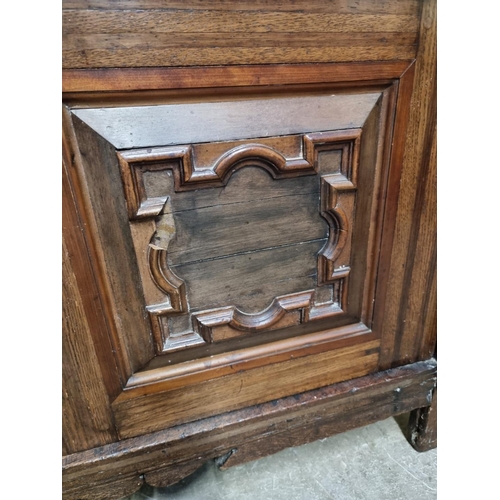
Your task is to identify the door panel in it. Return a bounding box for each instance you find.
[65,72,409,438]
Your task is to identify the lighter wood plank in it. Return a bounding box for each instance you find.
[113,338,380,438]
[62,237,117,453]
[73,93,380,149]
[63,11,419,35]
[64,45,417,69]
[64,32,418,50]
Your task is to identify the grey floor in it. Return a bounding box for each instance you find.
[123,414,436,500]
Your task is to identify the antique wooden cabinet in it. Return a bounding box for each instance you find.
[62,1,436,498]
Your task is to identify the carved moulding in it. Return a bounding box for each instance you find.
[117,129,361,354]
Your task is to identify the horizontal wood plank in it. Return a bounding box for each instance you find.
[63,11,419,35]
[62,61,411,93]
[64,43,417,69]
[63,1,421,16]
[64,32,418,50]
[112,338,380,438]
[173,239,325,313]
[144,148,318,212]
[72,93,379,149]
[168,177,325,265]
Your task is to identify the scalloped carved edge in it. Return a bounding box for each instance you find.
[127,129,361,352]
[117,129,361,220]
[193,291,315,340]
[318,173,356,285]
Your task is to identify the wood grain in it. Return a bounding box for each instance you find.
[113,338,380,438]
[63,1,421,16]
[62,61,411,93]
[62,147,123,400]
[73,93,379,149]
[63,359,436,499]
[67,112,155,375]
[63,11,419,35]
[377,0,436,369]
[167,178,325,266]
[62,0,418,69]
[172,239,325,314]
[62,184,118,453]
[64,44,417,70]
[63,243,118,453]
[61,2,437,496]
[126,323,372,395]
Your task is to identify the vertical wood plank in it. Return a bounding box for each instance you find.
[63,160,119,453]
[378,0,436,369]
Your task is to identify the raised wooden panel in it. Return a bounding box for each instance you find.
[65,60,414,439]
[110,126,363,353]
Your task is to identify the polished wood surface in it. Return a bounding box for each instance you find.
[62,0,437,497]
[62,0,420,69]
[62,61,410,93]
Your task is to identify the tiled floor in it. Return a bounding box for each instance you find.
[124,415,437,500]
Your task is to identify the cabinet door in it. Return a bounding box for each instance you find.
[63,62,414,439]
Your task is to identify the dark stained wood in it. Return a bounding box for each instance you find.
[174,239,323,313]
[407,387,437,452]
[377,0,437,369]
[62,61,411,93]
[63,476,143,500]
[62,161,119,453]
[62,359,436,498]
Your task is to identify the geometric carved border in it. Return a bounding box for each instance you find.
[118,129,361,353]
[117,129,361,220]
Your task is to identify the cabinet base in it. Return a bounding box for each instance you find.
[62,359,437,500]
